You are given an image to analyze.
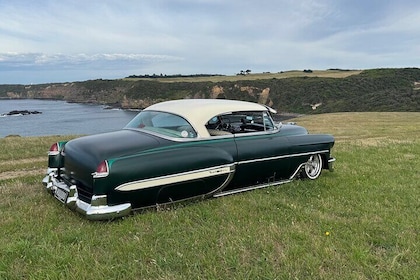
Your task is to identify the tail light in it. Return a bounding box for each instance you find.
[48,143,60,156]
[93,160,109,178]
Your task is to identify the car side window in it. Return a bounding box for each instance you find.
[206,111,275,136]
[125,111,197,138]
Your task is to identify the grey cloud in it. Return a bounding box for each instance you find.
[0,52,182,70]
[1,0,419,84]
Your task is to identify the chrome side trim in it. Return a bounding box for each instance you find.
[115,150,329,192]
[205,166,236,196]
[213,179,291,198]
[237,150,329,165]
[115,164,236,191]
[289,163,306,179]
[124,125,280,141]
[213,162,306,198]
[232,128,280,138]
[124,128,207,142]
[141,169,237,211]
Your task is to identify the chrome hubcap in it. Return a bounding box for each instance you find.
[305,155,322,179]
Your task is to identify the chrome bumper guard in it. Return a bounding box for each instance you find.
[328,157,336,171]
[43,168,131,220]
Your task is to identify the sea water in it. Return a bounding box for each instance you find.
[0,99,139,137]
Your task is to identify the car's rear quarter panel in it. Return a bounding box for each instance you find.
[103,139,238,208]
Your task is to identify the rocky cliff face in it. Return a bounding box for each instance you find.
[2,68,420,113]
[1,81,276,110]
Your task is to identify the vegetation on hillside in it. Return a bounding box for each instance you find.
[1,68,419,113]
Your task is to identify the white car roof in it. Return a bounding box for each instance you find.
[144,99,271,137]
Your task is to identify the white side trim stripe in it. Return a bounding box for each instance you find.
[114,149,329,192]
[116,164,235,191]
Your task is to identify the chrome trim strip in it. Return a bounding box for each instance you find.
[238,150,329,165]
[213,162,306,198]
[124,126,280,141]
[205,166,236,196]
[115,164,236,191]
[124,128,207,142]
[289,163,306,179]
[141,169,238,211]
[213,179,291,198]
[233,129,279,138]
[115,150,329,192]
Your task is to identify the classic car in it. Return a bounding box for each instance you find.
[43,99,335,220]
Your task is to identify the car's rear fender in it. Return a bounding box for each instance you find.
[287,134,335,170]
[47,141,67,169]
[98,143,237,208]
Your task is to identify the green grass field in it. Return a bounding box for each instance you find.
[124,69,362,83]
[0,112,419,279]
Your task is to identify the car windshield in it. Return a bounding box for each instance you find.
[125,110,197,138]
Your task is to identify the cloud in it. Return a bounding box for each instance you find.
[0,52,184,83]
[0,52,182,70]
[0,0,419,84]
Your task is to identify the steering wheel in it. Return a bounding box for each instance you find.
[215,118,232,131]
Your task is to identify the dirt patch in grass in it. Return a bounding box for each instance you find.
[0,157,46,180]
[0,168,45,181]
[0,156,46,167]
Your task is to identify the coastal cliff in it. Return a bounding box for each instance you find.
[1,68,419,113]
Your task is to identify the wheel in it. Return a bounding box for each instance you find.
[303,154,323,180]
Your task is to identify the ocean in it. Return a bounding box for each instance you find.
[0,99,139,138]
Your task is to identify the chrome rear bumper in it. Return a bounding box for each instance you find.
[43,169,131,220]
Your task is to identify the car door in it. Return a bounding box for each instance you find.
[218,111,292,189]
[229,132,291,189]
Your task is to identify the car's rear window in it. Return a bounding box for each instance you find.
[125,110,197,138]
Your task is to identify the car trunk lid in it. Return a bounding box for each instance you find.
[63,129,161,190]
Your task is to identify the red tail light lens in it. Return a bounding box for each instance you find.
[96,161,108,173]
[94,160,109,178]
[50,143,59,151]
[48,143,60,156]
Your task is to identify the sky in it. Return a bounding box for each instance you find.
[1,0,420,84]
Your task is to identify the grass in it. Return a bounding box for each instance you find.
[123,69,362,83]
[0,112,419,279]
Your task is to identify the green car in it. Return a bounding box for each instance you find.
[43,99,335,220]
